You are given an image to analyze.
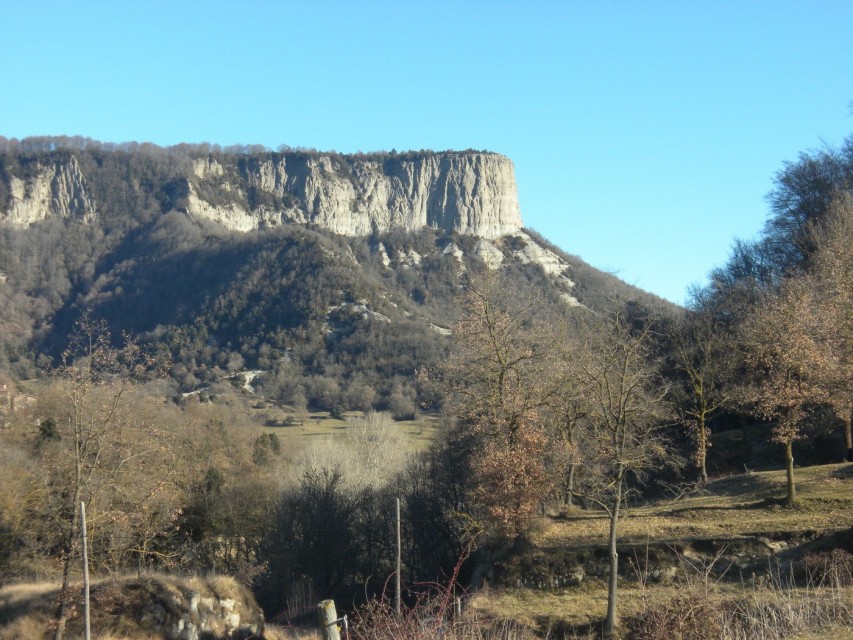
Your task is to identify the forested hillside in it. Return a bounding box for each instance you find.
[0,139,667,413]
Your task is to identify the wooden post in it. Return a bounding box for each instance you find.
[395,496,401,616]
[80,502,91,640]
[317,599,341,640]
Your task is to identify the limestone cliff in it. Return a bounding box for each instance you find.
[182,152,522,238]
[3,155,96,225]
[1,149,523,239]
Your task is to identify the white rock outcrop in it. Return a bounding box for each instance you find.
[474,239,505,269]
[1,150,523,240]
[442,242,466,271]
[4,156,96,225]
[184,183,258,232]
[505,231,582,306]
[179,152,522,239]
[510,232,569,277]
[375,241,392,268]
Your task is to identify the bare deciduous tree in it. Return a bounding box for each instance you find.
[44,317,165,640]
[544,380,587,508]
[565,301,672,636]
[739,277,828,505]
[806,194,853,461]
[444,271,557,538]
[670,309,734,483]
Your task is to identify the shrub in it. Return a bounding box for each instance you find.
[797,549,853,588]
[629,579,853,640]
[306,376,341,412]
[387,392,416,421]
[252,433,281,466]
[632,595,724,640]
[351,595,539,640]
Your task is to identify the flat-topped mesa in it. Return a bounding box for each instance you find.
[0,148,523,239]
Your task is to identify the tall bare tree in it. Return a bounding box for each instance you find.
[566,301,672,636]
[44,317,165,640]
[670,309,734,483]
[544,379,587,508]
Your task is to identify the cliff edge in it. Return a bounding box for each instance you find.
[0,147,522,239]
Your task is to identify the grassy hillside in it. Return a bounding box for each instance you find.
[472,463,853,637]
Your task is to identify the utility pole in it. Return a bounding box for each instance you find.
[395,496,401,616]
[81,502,91,640]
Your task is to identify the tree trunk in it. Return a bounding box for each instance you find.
[55,416,84,640]
[53,515,79,640]
[845,409,853,462]
[53,551,72,640]
[604,476,623,637]
[784,440,797,505]
[698,414,708,484]
[566,463,576,507]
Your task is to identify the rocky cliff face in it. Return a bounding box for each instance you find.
[3,155,97,225]
[1,149,523,239]
[185,152,522,238]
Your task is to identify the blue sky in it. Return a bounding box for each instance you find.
[1,1,851,304]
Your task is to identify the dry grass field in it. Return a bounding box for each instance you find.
[470,463,853,638]
[538,463,853,546]
[256,406,441,451]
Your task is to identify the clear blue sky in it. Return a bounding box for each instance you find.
[1,1,851,304]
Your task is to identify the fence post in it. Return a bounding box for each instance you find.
[317,599,342,640]
[395,496,401,616]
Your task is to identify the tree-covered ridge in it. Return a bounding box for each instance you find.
[0,134,495,158]
[0,203,659,413]
[686,134,853,479]
[0,138,502,222]
[0,215,443,407]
